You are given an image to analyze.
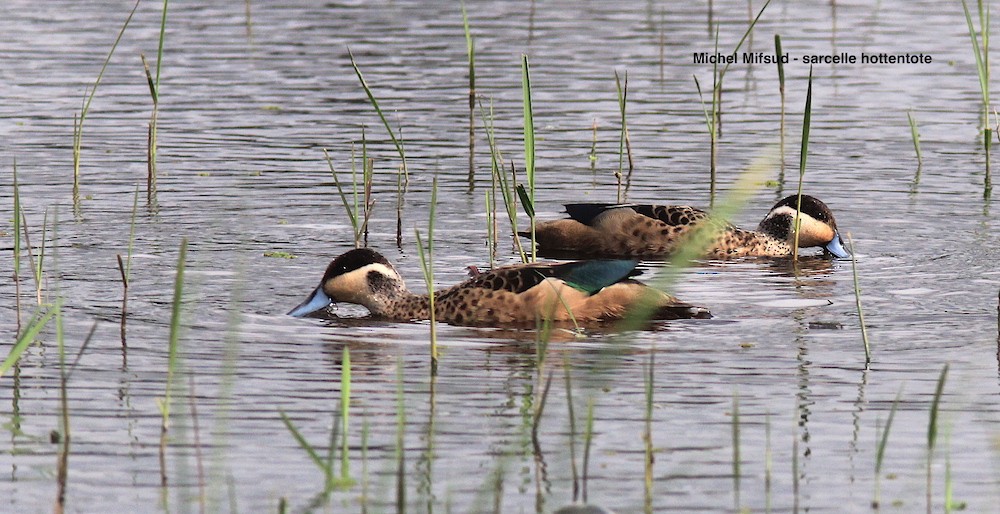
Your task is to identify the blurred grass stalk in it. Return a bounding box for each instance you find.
[873,388,902,509]
[72,0,140,211]
[961,0,992,196]
[927,364,949,514]
[158,238,188,486]
[415,177,440,374]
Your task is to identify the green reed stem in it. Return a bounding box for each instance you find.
[908,110,923,164]
[792,67,813,262]
[159,238,187,486]
[873,388,902,509]
[927,363,949,514]
[55,301,68,512]
[340,347,352,482]
[775,34,786,176]
[73,0,140,207]
[323,149,362,247]
[462,2,476,184]
[563,357,580,502]
[349,49,408,180]
[415,177,439,375]
[479,99,527,262]
[846,234,871,364]
[962,0,992,192]
[521,54,537,262]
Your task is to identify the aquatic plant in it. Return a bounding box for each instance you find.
[415,177,440,373]
[846,234,871,364]
[72,0,140,211]
[693,0,771,207]
[961,0,992,196]
[775,34,786,178]
[1,305,57,378]
[908,110,923,165]
[159,238,188,486]
[141,0,169,207]
[349,49,408,182]
[927,364,949,513]
[479,98,527,262]
[323,146,373,249]
[462,2,476,184]
[279,347,354,494]
[614,70,634,203]
[792,67,814,262]
[873,388,902,509]
[521,54,537,262]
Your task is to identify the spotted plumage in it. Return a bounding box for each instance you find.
[530,194,850,259]
[288,248,710,325]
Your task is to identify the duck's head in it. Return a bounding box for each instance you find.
[288,248,407,317]
[757,194,850,258]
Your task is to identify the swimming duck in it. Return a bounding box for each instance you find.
[530,194,850,259]
[287,248,710,325]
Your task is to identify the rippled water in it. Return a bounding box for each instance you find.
[3,0,1000,512]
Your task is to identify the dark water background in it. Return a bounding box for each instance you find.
[2,0,1000,512]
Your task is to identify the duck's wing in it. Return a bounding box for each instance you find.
[466,259,640,295]
[564,203,712,227]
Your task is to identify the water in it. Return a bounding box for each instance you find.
[2,0,1000,512]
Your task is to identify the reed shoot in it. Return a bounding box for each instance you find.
[792,67,814,262]
[846,234,871,364]
[775,34,786,178]
[13,160,22,328]
[643,352,655,514]
[1,305,58,378]
[908,110,923,165]
[614,70,634,203]
[961,0,992,196]
[72,0,140,209]
[349,49,408,180]
[415,177,439,374]
[479,99,527,262]
[462,2,476,185]
[521,54,537,262]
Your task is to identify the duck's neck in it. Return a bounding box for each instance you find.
[370,290,434,320]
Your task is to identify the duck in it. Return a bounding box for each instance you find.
[287,248,710,325]
[529,194,850,259]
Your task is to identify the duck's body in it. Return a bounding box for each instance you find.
[288,248,709,325]
[530,194,850,259]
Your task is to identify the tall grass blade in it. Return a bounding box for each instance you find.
[873,388,902,509]
[72,0,141,208]
[961,0,992,195]
[340,347,352,482]
[415,177,439,374]
[462,2,476,184]
[2,306,57,378]
[846,234,871,364]
[643,352,655,514]
[927,363,949,514]
[792,67,814,262]
[521,54,537,262]
[349,49,408,179]
[775,34,786,179]
[159,237,188,486]
[13,159,22,329]
[323,149,361,247]
[907,110,923,164]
